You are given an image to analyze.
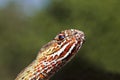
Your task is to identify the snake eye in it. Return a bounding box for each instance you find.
[58,34,65,40]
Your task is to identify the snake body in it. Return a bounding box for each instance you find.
[15,29,85,80]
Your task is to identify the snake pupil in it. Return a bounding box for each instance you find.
[58,34,65,40]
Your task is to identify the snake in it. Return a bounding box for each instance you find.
[15,29,85,80]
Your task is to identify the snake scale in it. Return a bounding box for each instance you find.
[15,29,85,80]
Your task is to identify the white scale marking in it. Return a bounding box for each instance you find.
[57,43,76,61]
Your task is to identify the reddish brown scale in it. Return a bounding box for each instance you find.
[41,64,45,68]
[56,61,62,66]
[47,56,53,62]
[51,63,56,67]
[53,55,59,60]
[39,73,45,79]
[38,57,47,63]
[43,69,47,74]
[47,66,52,71]
[37,69,40,73]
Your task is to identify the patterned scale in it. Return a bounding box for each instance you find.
[15,29,85,80]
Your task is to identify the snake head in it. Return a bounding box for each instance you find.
[39,29,85,56]
[38,29,85,60]
[48,29,85,61]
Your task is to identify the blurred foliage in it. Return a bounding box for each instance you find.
[0,0,120,80]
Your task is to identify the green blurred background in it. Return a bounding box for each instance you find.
[0,0,120,80]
